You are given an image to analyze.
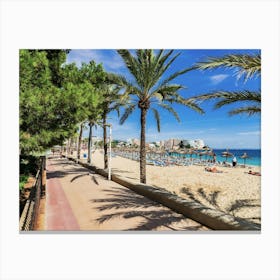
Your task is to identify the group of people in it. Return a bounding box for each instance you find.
[210,153,238,167]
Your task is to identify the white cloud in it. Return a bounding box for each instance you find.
[66,50,125,71]
[209,74,229,85]
[237,131,261,136]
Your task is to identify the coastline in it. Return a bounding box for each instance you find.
[82,149,261,224]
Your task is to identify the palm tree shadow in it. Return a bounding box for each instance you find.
[90,187,205,231]
[180,187,261,223]
[47,167,91,179]
[70,173,99,185]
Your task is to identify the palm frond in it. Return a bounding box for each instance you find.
[190,90,260,102]
[214,91,261,109]
[109,103,123,117]
[179,98,205,114]
[162,92,204,114]
[194,53,261,81]
[158,103,181,122]
[106,72,142,97]
[119,104,136,124]
[106,72,131,87]
[151,108,161,132]
[228,106,261,116]
[154,52,181,82]
[117,50,139,76]
[117,49,146,90]
[159,66,193,87]
[151,84,185,99]
[189,90,261,116]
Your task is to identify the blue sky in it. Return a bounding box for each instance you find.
[66,49,261,149]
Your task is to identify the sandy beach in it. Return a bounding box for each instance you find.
[80,149,261,224]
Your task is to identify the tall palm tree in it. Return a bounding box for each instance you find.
[190,53,261,116]
[109,49,204,184]
[99,84,123,169]
[87,120,98,164]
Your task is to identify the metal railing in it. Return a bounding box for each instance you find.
[19,156,46,231]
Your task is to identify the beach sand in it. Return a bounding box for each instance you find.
[82,149,261,224]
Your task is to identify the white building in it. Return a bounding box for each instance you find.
[182,140,193,147]
[175,139,206,149]
[126,138,140,146]
[162,138,205,150]
[194,139,205,149]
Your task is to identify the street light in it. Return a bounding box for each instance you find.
[104,123,112,181]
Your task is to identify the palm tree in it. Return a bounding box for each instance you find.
[190,53,261,116]
[99,84,123,169]
[109,49,204,183]
[86,93,103,164]
[87,120,98,164]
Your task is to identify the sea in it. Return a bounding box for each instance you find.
[170,149,261,167]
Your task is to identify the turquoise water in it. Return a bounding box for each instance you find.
[170,149,261,166]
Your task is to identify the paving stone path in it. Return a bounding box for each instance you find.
[45,156,209,231]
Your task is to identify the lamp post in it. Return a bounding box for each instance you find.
[104,123,112,181]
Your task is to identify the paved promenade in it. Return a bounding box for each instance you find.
[45,156,209,231]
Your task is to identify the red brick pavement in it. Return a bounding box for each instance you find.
[46,160,80,230]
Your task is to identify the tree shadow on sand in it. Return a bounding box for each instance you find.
[180,187,261,223]
[90,187,207,231]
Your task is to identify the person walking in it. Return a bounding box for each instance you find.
[232,155,237,167]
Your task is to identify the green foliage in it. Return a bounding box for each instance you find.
[19,155,40,189]
[112,49,204,129]
[189,90,261,116]
[20,155,40,175]
[19,175,29,190]
[179,141,184,149]
[20,50,105,154]
[110,49,204,183]
[194,53,261,82]
[111,140,119,148]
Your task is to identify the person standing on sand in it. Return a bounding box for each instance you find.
[213,152,217,163]
[232,155,237,167]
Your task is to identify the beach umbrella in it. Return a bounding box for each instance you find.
[222,149,233,162]
[169,149,176,157]
[240,152,249,167]
[187,149,194,160]
[193,149,199,159]
[201,151,209,160]
[207,150,214,159]
[198,151,207,161]
[178,149,186,158]
[155,150,162,159]
[202,146,211,152]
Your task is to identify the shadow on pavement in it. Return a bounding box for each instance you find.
[90,187,206,231]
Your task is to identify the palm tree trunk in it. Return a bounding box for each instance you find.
[77,123,83,160]
[103,113,108,169]
[140,108,147,184]
[67,138,71,155]
[88,123,93,164]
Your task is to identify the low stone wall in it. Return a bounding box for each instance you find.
[66,156,261,231]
